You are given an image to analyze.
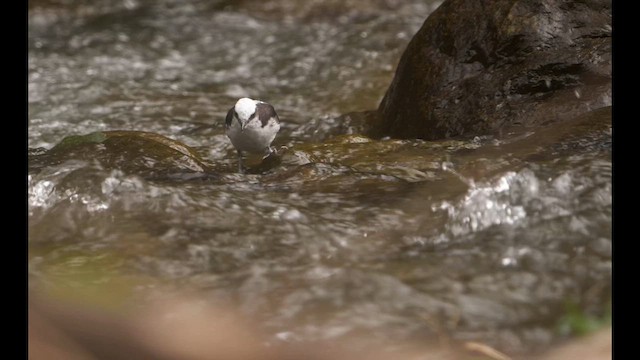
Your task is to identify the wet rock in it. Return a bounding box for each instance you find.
[226,0,405,23]
[371,0,611,140]
[29,131,211,176]
[469,106,611,163]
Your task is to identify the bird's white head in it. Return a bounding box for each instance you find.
[234,97,259,122]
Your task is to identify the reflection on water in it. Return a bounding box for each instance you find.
[28,0,610,355]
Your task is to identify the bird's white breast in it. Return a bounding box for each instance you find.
[226,117,280,154]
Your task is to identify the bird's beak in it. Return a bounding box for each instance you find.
[240,121,246,132]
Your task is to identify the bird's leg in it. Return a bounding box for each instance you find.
[237,150,244,174]
[263,146,276,159]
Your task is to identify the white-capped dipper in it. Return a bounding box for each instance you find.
[225,97,281,173]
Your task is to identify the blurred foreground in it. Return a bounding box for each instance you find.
[29,293,610,360]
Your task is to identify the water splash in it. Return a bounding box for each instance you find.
[434,170,535,239]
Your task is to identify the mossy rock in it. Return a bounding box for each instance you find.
[30,131,211,176]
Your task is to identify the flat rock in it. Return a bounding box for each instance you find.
[29,131,210,176]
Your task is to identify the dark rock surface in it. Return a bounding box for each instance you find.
[370,0,611,140]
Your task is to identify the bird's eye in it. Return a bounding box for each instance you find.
[249,112,256,120]
[234,111,239,119]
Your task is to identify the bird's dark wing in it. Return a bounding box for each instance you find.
[255,102,279,127]
[225,107,235,128]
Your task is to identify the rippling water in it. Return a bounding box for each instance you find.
[28,0,611,355]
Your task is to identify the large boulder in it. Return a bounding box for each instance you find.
[370,0,611,140]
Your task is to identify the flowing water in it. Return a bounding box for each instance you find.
[28,0,611,355]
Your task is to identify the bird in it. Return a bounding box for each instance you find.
[225,97,281,173]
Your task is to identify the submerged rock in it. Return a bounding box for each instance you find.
[226,0,406,23]
[370,0,611,140]
[28,131,211,176]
